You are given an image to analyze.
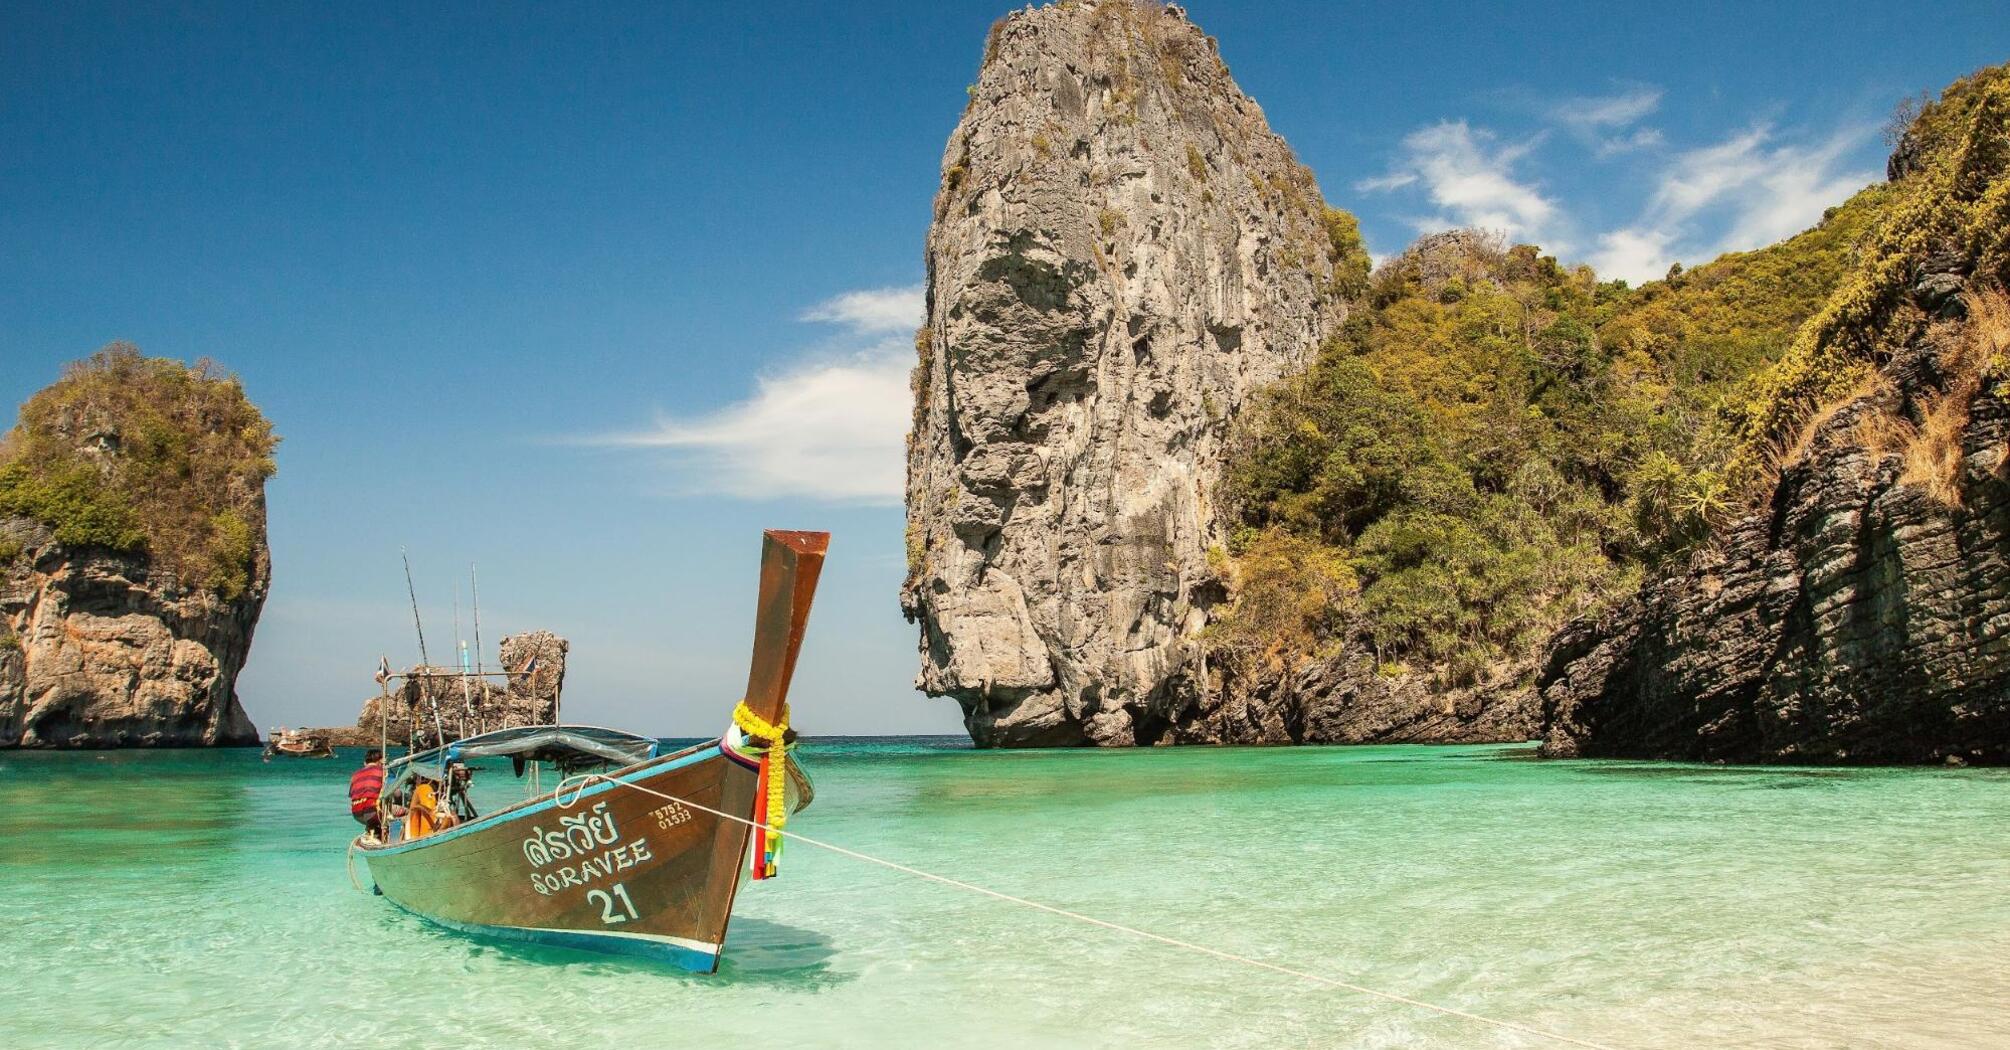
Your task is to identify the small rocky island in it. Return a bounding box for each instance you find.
[310,630,569,748]
[1,346,276,748]
[904,1,2010,764]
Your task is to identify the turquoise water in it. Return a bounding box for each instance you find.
[2,740,2006,1049]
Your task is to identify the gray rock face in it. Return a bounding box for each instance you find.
[1539,316,2010,764]
[1182,643,1541,745]
[0,517,264,748]
[902,1,1345,746]
[1194,649,1541,746]
[325,630,570,748]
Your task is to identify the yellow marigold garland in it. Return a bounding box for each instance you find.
[732,701,788,744]
[732,700,790,879]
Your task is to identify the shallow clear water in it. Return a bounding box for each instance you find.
[3,739,2006,1049]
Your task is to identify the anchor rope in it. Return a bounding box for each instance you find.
[552,771,1625,1050]
[344,839,371,894]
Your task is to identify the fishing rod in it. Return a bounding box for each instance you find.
[401,548,448,752]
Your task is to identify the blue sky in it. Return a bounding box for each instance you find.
[3,1,2004,736]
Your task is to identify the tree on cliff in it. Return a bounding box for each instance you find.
[0,344,277,597]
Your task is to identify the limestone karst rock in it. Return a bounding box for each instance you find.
[0,517,266,747]
[1539,68,2010,764]
[1540,300,2010,764]
[0,349,275,748]
[901,1,1349,745]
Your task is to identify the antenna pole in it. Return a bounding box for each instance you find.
[401,548,446,749]
[402,548,431,668]
[453,584,473,739]
[470,564,485,733]
[377,656,390,763]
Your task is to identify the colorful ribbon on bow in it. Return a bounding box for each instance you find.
[732,700,790,880]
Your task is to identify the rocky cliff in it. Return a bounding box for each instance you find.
[1540,67,2010,764]
[0,518,266,747]
[1,348,275,748]
[901,1,1350,746]
[321,630,570,748]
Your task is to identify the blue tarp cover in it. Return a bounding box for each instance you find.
[391,724,660,778]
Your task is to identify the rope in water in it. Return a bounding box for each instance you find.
[553,772,1625,1050]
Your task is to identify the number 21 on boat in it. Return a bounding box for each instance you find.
[589,883,640,924]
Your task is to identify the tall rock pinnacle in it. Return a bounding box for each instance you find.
[902,1,1348,746]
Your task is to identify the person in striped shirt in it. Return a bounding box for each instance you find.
[348,750,386,839]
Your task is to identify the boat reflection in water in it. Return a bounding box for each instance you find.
[351,530,826,972]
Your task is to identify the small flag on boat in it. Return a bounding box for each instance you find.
[375,656,391,685]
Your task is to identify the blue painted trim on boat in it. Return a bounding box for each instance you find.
[365,742,724,857]
[385,899,720,972]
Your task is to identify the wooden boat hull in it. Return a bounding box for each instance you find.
[359,741,756,971]
[356,528,829,972]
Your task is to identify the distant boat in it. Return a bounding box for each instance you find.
[350,530,827,972]
[264,728,334,759]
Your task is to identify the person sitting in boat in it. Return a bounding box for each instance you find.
[446,762,477,823]
[426,766,468,833]
[348,749,386,839]
[406,773,446,841]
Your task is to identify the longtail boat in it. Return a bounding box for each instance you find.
[351,529,827,972]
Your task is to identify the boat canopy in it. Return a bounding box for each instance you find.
[390,724,662,779]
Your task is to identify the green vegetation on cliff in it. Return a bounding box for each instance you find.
[1221,163,1898,684]
[0,345,277,596]
[1219,62,2010,690]
[1225,236,1631,682]
[1603,183,1893,477]
[1727,63,2010,494]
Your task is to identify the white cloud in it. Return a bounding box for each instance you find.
[593,344,910,504]
[583,286,922,504]
[1357,101,1879,286]
[1358,120,1564,251]
[1590,123,1878,283]
[1587,228,1678,286]
[801,285,925,334]
[1552,86,1662,129]
[1548,85,1667,159]
[1644,126,1775,221]
[1355,171,1418,192]
[1593,126,1665,158]
[1710,130,1876,252]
